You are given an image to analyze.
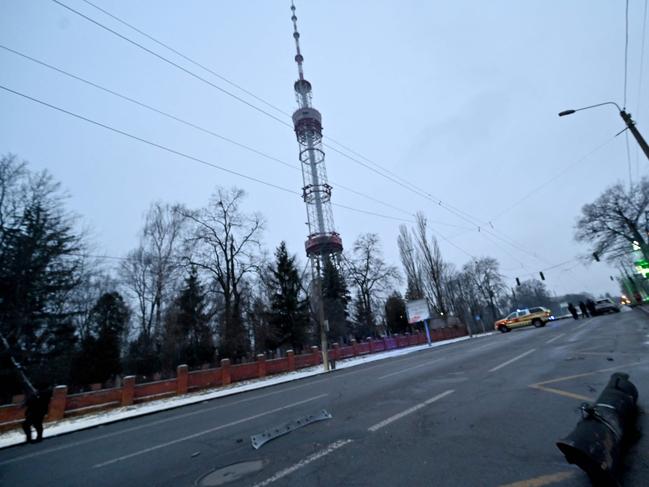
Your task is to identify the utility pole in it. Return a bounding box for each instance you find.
[314,258,329,371]
[619,110,649,161]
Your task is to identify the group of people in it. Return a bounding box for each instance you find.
[567,300,597,320]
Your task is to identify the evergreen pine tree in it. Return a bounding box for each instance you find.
[266,242,309,352]
[321,257,350,342]
[384,292,409,334]
[161,267,214,369]
[0,165,84,395]
[177,267,214,366]
[74,292,129,385]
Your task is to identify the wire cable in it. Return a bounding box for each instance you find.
[626,131,633,188]
[50,0,291,128]
[0,84,421,225]
[47,0,560,267]
[77,0,475,220]
[624,0,630,108]
[635,0,648,179]
[79,0,292,119]
[2,44,458,226]
[49,1,496,236]
[489,136,617,222]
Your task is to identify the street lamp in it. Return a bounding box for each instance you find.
[558,102,649,161]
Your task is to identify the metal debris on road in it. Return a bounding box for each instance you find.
[250,409,333,450]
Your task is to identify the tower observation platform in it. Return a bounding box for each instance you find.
[290,2,343,259]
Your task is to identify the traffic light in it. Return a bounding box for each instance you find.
[593,252,600,262]
[516,277,521,286]
[539,271,545,281]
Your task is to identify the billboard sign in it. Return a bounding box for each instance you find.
[406,299,430,324]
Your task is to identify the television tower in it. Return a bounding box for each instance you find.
[290,1,343,370]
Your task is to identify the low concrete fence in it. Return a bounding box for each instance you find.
[0,327,467,432]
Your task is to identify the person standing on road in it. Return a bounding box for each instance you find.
[567,303,579,320]
[578,301,589,318]
[22,386,52,443]
[586,299,597,317]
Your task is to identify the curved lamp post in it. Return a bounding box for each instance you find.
[559,102,649,161]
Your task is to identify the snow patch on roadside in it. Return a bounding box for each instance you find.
[0,332,493,449]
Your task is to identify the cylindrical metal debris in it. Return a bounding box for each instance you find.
[556,372,638,486]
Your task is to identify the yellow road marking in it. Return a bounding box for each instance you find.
[534,360,649,386]
[528,360,649,401]
[529,384,593,402]
[498,470,575,487]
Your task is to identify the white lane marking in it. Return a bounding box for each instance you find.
[378,359,442,380]
[545,333,565,344]
[0,379,331,466]
[92,394,327,468]
[367,390,454,432]
[577,320,591,329]
[472,342,498,353]
[488,349,536,373]
[251,439,353,487]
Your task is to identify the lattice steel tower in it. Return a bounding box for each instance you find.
[290,1,342,370]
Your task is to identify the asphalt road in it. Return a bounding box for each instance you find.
[1,309,649,487]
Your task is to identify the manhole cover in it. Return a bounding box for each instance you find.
[196,460,267,486]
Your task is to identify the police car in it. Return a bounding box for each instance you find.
[494,307,553,333]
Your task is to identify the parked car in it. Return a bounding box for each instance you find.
[494,307,552,333]
[593,298,620,315]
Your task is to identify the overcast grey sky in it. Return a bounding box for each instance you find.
[1,0,647,297]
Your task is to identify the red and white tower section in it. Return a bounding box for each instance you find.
[290,2,343,260]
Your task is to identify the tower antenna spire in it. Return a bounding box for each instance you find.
[290,1,305,81]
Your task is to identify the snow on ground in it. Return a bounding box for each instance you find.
[0,332,494,449]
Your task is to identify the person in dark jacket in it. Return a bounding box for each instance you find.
[567,303,579,320]
[578,301,589,318]
[22,387,51,443]
[586,299,597,317]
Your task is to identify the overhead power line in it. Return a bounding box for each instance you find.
[76,0,470,214]
[79,0,291,119]
[50,0,535,264]
[489,136,617,222]
[0,44,476,230]
[636,0,648,179]
[50,0,290,128]
[0,84,295,194]
[46,0,584,274]
[624,0,630,108]
[0,84,420,225]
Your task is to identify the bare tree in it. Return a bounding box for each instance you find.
[512,279,553,310]
[463,257,506,324]
[346,233,400,338]
[181,188,264,359]
[397,224,425,300]
[575,178,649,262]
[120,202,185,344]
[445,268,484,333]
[414,213,448,316]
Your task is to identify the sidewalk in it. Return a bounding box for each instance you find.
[0,333,493,449]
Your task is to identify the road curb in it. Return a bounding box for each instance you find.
[0,332,494,450]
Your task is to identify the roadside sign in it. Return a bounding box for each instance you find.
[406,299,430,324]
